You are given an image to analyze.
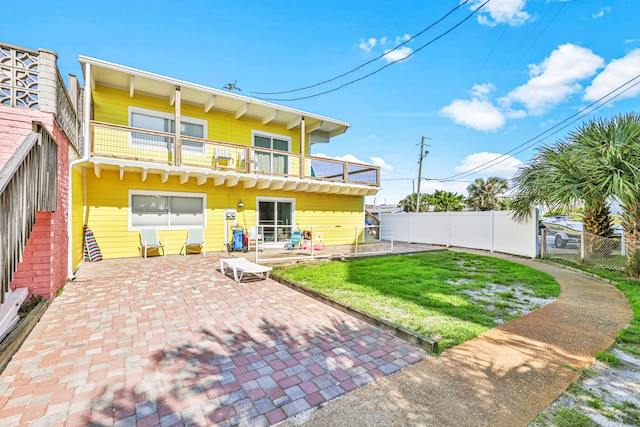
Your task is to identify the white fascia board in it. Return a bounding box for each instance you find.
[78,55,351,130]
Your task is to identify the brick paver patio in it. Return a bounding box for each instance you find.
[0,253,429,426]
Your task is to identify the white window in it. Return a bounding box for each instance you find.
[129,107,207,154]
[129,190,206,230]
[252,131,291,175]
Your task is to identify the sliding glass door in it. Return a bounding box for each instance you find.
[257,199,294,244]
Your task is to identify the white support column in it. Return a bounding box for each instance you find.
[174,86,181,166]
[300,117,306,179]
[37,49,58,113]
[83,62,92,155]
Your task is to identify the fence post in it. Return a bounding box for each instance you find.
[540,229,546,258]
[622,232,626,256]
[580,231,585,260]
[311,226,315,259]
[355,226,359,256]
[447,211,451,248]
[490,211,495,253]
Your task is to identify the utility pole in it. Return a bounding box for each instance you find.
[415,136,431,212]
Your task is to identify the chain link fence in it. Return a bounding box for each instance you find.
[541,229,627,271]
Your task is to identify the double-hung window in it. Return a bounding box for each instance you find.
[129,107,206,154]
[130,190,205,229]
[253,132,290,175]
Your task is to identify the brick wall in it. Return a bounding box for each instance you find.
[2,106,72,299]
[0,105,52,169]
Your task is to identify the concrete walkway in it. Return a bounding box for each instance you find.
[286,255,632,427]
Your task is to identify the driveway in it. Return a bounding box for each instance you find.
[0,254,428,426]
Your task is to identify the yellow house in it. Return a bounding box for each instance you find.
[71,56,380,268]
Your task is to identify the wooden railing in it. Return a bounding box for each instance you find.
[0,124,58,303]
[90,121,380,186]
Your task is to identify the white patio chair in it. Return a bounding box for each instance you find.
[140,229,167,259]
[183,228,205,256]
[247,226,264,251]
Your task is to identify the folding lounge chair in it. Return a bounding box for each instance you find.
[140,229,167,259]
[183,228,205,256]
[220,258,272,283]
[286,230,303,250]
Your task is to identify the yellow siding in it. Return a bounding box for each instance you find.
[71,168,85,270]
[92,85,302,152]
[85,170,364,258]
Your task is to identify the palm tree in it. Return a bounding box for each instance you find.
[570,113,640,273]
[467,177,509,211]
[512,113,640,273]
[511,137,613,257]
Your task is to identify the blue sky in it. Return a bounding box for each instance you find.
[3,0,640,204]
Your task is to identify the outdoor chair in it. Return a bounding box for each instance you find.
[140,229,167,259]
[286,230,303,250]
[215,147,234,169]
[183,228,205,256]
[247,226,264,251]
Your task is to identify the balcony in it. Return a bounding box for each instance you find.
[89,121,380,195]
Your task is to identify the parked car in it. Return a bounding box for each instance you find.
[541,216,583,248]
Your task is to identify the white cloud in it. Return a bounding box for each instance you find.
[584,49,640,103]
[592,7,610,19]
[454,152,523,178]
[358,38,377,52]
[370,156,394,173]
[358,34,413,62]
[471,0,532,27]
[440,98,505,132]
[395,34,411,45]
[503,43,604,115]
[470,83,495,99]
[382,46,413,63]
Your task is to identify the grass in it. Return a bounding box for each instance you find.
[274,250,560,351]
[595,351,622,367]
[553,408,595,427]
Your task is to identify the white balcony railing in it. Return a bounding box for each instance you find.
[90,121,380,186]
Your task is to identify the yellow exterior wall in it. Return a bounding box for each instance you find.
[84,84,367,259]
[71,168,85,270]
[85,169,364,259]
[92,85,302,152]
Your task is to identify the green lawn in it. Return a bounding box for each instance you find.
[274,250,560,351]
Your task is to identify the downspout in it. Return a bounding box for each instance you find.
[67,61,92,279]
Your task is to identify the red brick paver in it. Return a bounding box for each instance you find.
[0,254,428,426]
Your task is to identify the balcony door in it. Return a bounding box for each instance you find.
[253,133,290,175]
[257,198,294,244]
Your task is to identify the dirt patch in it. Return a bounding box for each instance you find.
[529,347,640,426]
[462,283,555,324]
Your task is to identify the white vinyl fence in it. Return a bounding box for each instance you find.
[380,209,539,258]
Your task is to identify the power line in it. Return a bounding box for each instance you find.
[474,0,525,80]
[250,0,472,96]
[255,0,491,102]
[510,0,567,71]
[435,73,640,182]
